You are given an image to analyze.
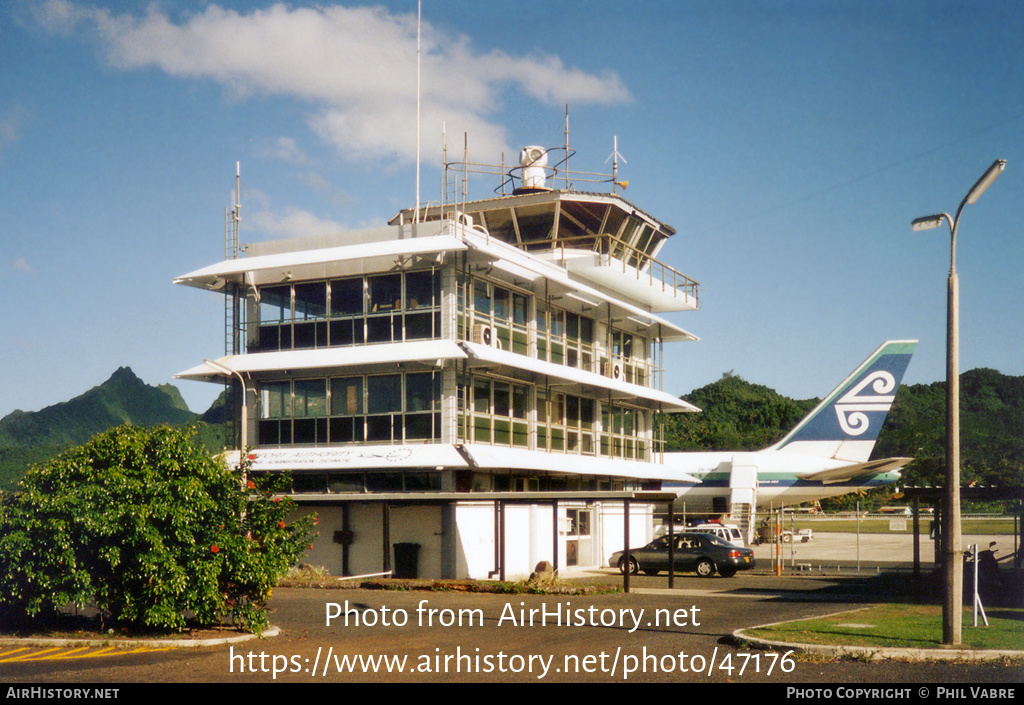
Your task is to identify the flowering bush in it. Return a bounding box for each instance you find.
[0,425,315,634]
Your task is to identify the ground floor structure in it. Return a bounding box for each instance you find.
[289,491,674,580]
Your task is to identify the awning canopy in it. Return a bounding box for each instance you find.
[175,340,466,382]
[221,443,699,483]
[174,227,464,290]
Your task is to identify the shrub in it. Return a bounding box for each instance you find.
[0,425,315,634]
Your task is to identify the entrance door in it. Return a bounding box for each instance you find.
[565,507,593,566]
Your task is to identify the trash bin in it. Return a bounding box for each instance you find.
[393,542,421,579]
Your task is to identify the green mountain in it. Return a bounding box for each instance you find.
[875,368,1024,489]
[663,371,819,452]
[0,368,218,490]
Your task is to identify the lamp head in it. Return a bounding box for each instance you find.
[911,215,946,231]
[966,159,1006,205]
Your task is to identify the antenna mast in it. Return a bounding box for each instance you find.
[607,136,627,193]
[226,161,241,260]
[414,0,422,223]
[223,162,243,449]
[564,105,570,190]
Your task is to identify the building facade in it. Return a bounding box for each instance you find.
[174,149,700,579]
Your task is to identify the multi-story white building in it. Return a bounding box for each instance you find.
[174,147,700,580]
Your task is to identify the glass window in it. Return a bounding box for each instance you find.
[549,309,565,338]
[405,312,433,340]
[260,285,290,324]
[513,293,528,326]
[473,379,491,414]
[493,286,509,322]
[369,273,402,312]
[294,379,327,418]
[366,315,392,343]
[405,373,436,413]
[479,208,516,243]
[514,203,556,243]
[331,379,364,418]
[330,277,364,316]
[473,280,491,316]
[367,374,402,415]
[566,313,579,342]
[294,282,327,320]
[260,381,291,419]
[581,317,593,344]
[405,270,436,309]
[493,382,510,417]
[512,386,528,420]
[329,416,360,444]
[404,413,434,440]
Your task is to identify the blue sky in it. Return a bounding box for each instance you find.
[2,0,1022,418]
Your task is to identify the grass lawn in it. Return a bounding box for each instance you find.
[745,604,1024,651]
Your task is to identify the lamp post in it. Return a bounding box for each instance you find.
[203,358,248,453]
[911,158,1006,646]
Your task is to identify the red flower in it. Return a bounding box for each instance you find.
[247,480,255,489]
[211,545,220,553]
[272,497,281,503]
[279,521,286,528]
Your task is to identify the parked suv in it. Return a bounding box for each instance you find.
[655,521,747,547]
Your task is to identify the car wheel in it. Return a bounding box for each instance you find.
[695,558,715,577]
[718,567,737,578]
[642,569,660,576]
[782,533,792,543]
[619,557,639,575]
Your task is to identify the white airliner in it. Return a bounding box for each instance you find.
[655,340,918,514]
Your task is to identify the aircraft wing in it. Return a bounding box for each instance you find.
[802,457,913,485]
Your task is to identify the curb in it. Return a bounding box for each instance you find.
[0,625,279,650]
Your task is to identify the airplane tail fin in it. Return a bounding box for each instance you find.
[768,340,916,463]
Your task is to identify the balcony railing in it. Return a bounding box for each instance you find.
[528,233,699,306]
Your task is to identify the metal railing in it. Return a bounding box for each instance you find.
[536,233,699,305]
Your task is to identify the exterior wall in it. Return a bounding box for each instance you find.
[596,502,655,569]
[291,500,654,580]
[292,503,444,579]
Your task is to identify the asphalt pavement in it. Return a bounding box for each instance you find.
[1,532,1020,686]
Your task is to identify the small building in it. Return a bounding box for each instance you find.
[173,146,701,579]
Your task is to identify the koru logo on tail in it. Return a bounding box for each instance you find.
[834,371,896,436]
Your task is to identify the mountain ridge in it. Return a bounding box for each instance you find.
[0,367,215,490]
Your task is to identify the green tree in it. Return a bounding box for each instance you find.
[0,425,315,634]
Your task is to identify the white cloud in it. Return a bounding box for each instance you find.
[260,136,308,166]
[34,1,631,164]
[0,105,29,157]
[248,206,345,241]
[13,258,34,274]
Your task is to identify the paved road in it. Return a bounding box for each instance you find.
[2,574,1020,685]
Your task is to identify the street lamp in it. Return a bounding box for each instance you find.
[203,358,248,453]
[911,158,1006,646]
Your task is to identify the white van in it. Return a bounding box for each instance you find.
[655,522,746,547]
